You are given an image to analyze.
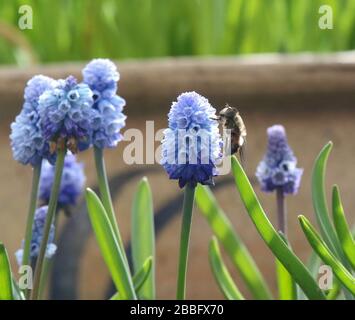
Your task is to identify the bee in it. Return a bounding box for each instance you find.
[214,105,247,163]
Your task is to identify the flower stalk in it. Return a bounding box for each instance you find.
[276,187,287,235]
[22,163,42,268]
[21,162,42,298]
[176,183,196,300]
[93,146,125,255]
[31,143,66,300]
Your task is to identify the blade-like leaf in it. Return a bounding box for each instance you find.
[298,251,321,300]
[195,184,272,299]
[231,156,326,300]
[209,237,244,300]
[85,188,136,300]
[299,215,355,295]
[312,142,344,258]
[326,281,341,300]
[332,185,355,270]
[131,177,155,299]
[0,243,13,300]
[276,232,297,300]
[133,256,153,294]
[111,256,153,300]
[12,277,25,300]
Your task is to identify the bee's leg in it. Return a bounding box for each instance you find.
[231,144,239,155]
[203,176,215,186]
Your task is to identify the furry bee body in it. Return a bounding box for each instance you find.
[217,105,247,159]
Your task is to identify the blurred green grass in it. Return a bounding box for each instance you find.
[0,0,355,65]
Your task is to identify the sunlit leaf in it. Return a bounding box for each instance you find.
[326,281,341,300]
[298,251,321,300]
[195,184,272,299]
[299,215,355,295]
[312,142,344,258]
[133,256,153,294]
[332,185,355,270]
[12,278,25,300]
[209,237,244,300]
[276,232,297,300]
[132,177,155,299]
[111,256,153,300]
[85,188,136,300]
[231,156,326,300]
[0,243,13,300]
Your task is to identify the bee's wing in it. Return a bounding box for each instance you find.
[239,138,246,168]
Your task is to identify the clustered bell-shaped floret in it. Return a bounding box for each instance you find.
[256,125,303,194]
[15,206,57,266]
[38,153,86,207]
[38,76,94,152]
[82,59,126,148]
[10,75,57,166]
[161,91,222,188]
[11,59,127,165]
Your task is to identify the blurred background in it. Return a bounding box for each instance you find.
[1,0,355,65]
[0,0,355,299]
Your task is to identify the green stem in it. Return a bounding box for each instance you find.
[176,183,196,300]
[22,163,42,266]
[276,187,287,236]
[22,162,42,298]
[31,146,66,300]
[93,146,125,254]
[38,210,60,300]
[38,257,50,300]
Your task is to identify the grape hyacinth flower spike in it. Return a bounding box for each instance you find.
[82,59,127,255]
[256,125,303,235]
[39,153,86,210]
[161,91,222,188]
[161,91,222,299]
[15,206,57,266]
[38,75,95,153]
[82,58,126,149]
[32,75,94,299]
[10,75,57,166]
[10,75,57,273]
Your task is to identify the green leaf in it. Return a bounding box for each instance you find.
[276,232,297,300]
[209,237,244,300]
[298,251,321,300]
[332,185,355,270]
[195,184,272,300]
[231,156,326,300]
[85,188,136,300]
[299,215,355,295]
[111,256,153,300]
[133,256,153,294]
[0,243,13,300]
[307,251,322,276]
[131,177,155,299]
[326,280,341,300]
[11,278,25,300]
[312,142,344,258]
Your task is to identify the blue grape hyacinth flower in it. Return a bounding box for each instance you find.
[256,125,303,195]
[38,75,95,152]
[15,206,57,266]
[10,75,57,166]
[39,153,86,207]
[82,59,126,148]
[161,91,222,188]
